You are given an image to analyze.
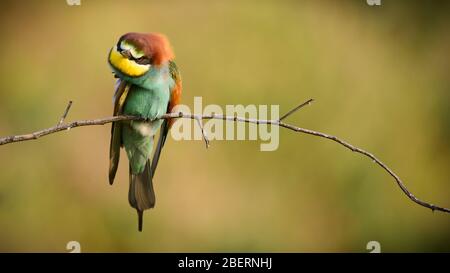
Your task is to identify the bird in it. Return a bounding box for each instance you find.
[107,33,181,231]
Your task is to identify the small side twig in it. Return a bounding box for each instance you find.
[279,98,314,121]
[194,116,210,149]
[58,101,73,126]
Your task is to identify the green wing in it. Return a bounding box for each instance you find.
[150,61,182,178]
[109,80,131,185]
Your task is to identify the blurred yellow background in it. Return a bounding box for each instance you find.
[0,0,449,252]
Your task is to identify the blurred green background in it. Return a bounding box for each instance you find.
[0,0,449,252]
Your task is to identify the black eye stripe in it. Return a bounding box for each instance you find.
[135,56,151,65]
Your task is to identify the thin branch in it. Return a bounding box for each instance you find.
[194,116,210,148]
[58,101,73,126]
[279,98,314,121]
[0,100,448,214]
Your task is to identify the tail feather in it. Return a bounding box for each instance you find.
[129,160,155,231]
[137,210,144,232]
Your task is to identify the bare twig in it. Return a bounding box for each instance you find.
[0,100,448,214]
[194,116,210,148]
[279,98,314,121]
[58,101,73,126]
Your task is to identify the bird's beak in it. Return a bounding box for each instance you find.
[120,50,132,59]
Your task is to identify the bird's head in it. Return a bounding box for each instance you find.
[108,32,174,78]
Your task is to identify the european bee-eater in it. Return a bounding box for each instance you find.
[108,33,181,231]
